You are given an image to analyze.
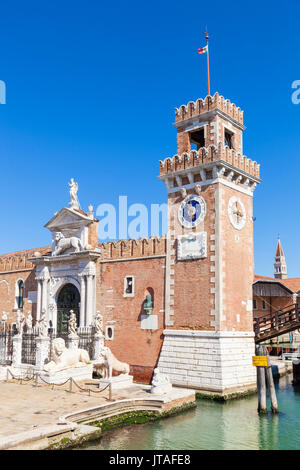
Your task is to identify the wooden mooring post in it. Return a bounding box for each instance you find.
[254,344,278,414]
[263,345,278,414]
[255,345,267,414]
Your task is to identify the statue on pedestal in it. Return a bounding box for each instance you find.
[26,312,33,332]
[150,368,172,395]
[68,310,78,337]
[68,178,79,210]
[38,310,48,338]
[94,311,104,336]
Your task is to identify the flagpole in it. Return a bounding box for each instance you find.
[205,31,210,96]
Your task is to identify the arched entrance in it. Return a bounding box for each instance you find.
[56,283,80,334]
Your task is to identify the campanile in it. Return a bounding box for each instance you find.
[157,93,261,396]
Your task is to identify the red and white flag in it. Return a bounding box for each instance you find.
[198,45,208,54]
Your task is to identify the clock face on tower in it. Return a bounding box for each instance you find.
[228,196,246,230]
[178,195,206,229]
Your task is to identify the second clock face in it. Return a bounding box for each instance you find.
[228,196,246,230]
[178,195,206,229]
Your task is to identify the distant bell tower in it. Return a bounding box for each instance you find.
[274,237,288,279]
[157,92,261,397]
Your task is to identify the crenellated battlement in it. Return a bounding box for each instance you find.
[0,246,51,273]
[159,143,260,180]
[100,236,166,261]
[175,92,244,125]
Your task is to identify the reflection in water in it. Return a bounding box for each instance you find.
[78,375,300,450]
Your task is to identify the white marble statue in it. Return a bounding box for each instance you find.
[52,231,83,256]
[150,367,172,395]
[68,310,77,337]
[2,312,7,323]
[94,311,104,336]
[26,312,33,332]
[38,310,48,338]
[44,337,90,372]
[16,310,25,335]
[68,178,79,209]
[94,346,130,379]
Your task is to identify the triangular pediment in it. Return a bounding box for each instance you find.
[45,207,92,232]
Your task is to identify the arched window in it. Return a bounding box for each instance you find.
[18,280,24,309]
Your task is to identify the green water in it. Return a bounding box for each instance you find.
[78,375,300,450]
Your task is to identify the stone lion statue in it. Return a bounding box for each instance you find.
[44,337,90,372]
[52,232,83,256]
[94,346,130,379]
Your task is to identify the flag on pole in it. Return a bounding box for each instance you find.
[198,45,208,54]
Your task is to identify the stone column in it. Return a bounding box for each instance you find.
[41,278,48,317]
[80,275,86,327]
[92,334,104,360]
[36,280,42,321]
[35,337,50,370]
[85,275,93,326]
[12,335,22,367]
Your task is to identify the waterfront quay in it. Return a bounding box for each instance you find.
[0,378,195,450]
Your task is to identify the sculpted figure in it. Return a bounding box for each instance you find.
[52,231,83,256]
[143,294,153,315]
[38,310,48,337]
[68,178,79,209]
[44,337,90,372]
[93,346,129,379]
[94,311,104,336]
[26,312,33,332]
[68,310,77,336]
[150,367,172,395]
[16,310,25,335]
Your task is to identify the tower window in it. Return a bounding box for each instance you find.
[190,128,205,150]
[224,129,234,149]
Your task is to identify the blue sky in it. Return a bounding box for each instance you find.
[0,0,299,277]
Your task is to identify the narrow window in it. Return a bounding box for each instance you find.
[224,129,234,149]
[124,276,134,297]
[190,128,205,150]
[253,299,257,310]
[18,280,24,309]
[262,300,266,310]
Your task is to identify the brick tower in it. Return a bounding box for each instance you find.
[157,93,261,396]
[274,237,288,279]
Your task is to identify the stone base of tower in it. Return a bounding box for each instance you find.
[157,330,256,397]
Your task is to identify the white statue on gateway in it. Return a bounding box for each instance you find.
[68,178,79,210]
[52,231,84,256]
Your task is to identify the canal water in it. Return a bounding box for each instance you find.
[78,374,300,450]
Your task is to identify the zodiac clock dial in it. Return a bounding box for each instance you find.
[228,196,246,230]
[178,195,206,229]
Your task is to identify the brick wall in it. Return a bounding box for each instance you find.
[97,256,166,383]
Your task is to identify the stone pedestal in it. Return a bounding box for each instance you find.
[12,335,22,367]
[35,337,50,371]
[38,364,93,385]
[67,335,79,350]
[99,374,133,390]
[92,334,105,360]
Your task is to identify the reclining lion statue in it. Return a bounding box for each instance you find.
[94,346,130,378]
[44,337,90,372]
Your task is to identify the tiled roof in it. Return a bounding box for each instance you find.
[254,274,300,293]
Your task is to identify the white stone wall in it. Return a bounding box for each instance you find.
[157,330,256,393]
